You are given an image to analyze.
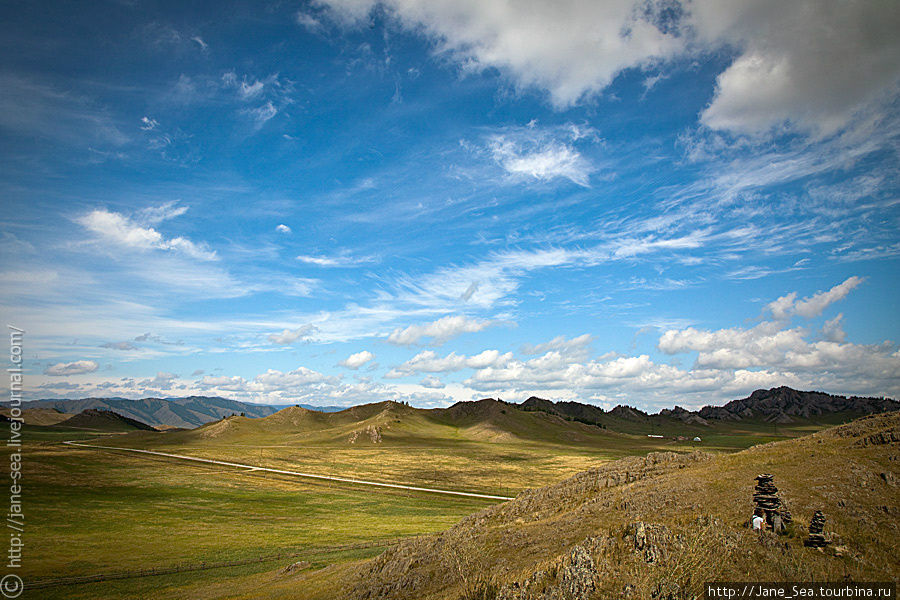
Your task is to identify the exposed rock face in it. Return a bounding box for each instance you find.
[497,537,605,600]
[658,406,710,426]
[349,425,382,444]
[520,396,607,426]
[698,387,898,423]
[609,405,649,421]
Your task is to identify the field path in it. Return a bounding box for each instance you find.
[62,440,515,501]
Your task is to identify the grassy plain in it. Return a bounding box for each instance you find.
[1,401,869,599]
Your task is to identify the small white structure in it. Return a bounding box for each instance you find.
[693,436,702,442]
[647,434,663,438]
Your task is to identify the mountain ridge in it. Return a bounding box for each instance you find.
[517,386,898,428]
[13,386,897,431]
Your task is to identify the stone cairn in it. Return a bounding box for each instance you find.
[753,474,794,531]
[804,511,829,548]
[753,474,782,529]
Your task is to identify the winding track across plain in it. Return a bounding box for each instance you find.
[62,440,515,501]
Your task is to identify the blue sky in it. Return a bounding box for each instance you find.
[1,0,898,410]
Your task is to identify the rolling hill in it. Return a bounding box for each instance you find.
[56,409,157,432]
[158,398,624,449]
[0,407,74,426]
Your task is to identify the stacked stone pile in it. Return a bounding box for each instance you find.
[753,474,782,527]
[804,511,829,547]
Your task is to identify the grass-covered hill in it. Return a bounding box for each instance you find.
[56,409,157,432]
[156,398,624,448]
[0,406,73,425]
[270,411,899,600]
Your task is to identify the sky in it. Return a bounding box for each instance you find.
[1,0,898,411]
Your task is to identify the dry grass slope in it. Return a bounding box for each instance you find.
[275,411,900,600]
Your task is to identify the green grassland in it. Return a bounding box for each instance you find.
[0,401,876,599]
[3,425,491,599]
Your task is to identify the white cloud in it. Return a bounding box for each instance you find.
[137,201,189,225]
[276,224,292,234]
[693,0,900,136]
[339,350,375,369]
[765,276,863,319]
[44,360,99,376]
[822,313,846,343]
[521,334,593,357]
[658,321,809,369]
[77,208,216,261]
[296,11,323,31]
[296,253,375,267]
[239,80,265,100]
[190,36,208,51]
[267,325,318,345]
[419,375,445,389]
[387,315,497,346]
[317,0,682,108]
[140,116,159,131]
[101,341,138,351]
[489,136,592,186]
[316,0,900,136]
[244,101,277,126]
[386,349,513,378]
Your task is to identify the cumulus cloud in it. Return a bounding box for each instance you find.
[765,276,863,319]
[658,321,809,369]
[77,208,216,260]
[339,350,375,369]
[276,224,292,234]
[387,315,497,346]
[317,0,682,108]
[267,324,318,345]
[316,0,900,136]
[44,360,99,376]
[386,349,513,378]
[822,313,846,343]
[419,375,445,389]
[694,0,900,136]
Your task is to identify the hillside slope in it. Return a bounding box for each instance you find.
[56,409,157,432]
[165,399,621,449]
[279,412,899,600]
[0,407,73,425]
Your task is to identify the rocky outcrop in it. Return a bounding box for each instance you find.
[349,425,383,444]
[698,387,898,423]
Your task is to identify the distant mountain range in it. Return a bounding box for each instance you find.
[16,396,342,429]
[13,386,896,431]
